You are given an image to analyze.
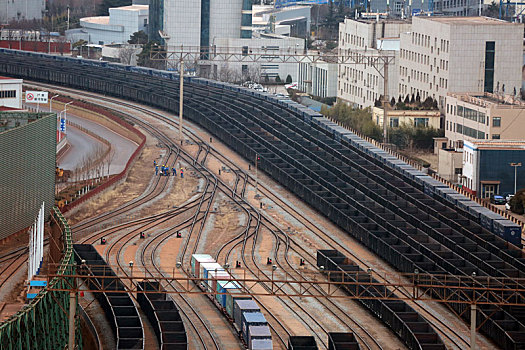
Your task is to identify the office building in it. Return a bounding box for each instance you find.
[153,0,252,50]
[462,140,525,197]
[298,59,338,97]
[0,77,22,109]
[337,18,411,109]
[79,5,149,45]
[398,16,523,112]
[445,92,525,148]
[0,0,45,23]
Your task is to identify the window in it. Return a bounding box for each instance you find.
[484,41,495,93]
[0,90,16,98]
[390,118,399,127]
[492,134,500,139]
[144,18,147,26]
[414,118,429,127]
[493,117,501,127]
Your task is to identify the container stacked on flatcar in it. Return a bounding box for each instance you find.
[190,254,272,350]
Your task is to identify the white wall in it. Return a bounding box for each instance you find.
[0,0,45,22]
[0,79,23,109]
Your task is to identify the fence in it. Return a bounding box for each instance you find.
[0,207,81,350]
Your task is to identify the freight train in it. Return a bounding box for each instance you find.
[2,48,525,349]
[191,254,273,350]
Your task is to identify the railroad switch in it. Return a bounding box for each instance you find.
[139,232,145,239]
[267,257,272,265]
[101,237,106,245]
[236,261,241,268]
[176,231,182,238]
[300,259,305,266]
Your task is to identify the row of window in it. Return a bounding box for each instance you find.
[409,33,450,54]
[0,90,16,99]
[340,33,366,48]
[447,104,503,128]
[389,117,429,128]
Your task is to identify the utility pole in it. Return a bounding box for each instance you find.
[179,57,184,141]
[470,303,477,350]
[510,162,522,194]
[382,61,389,144]
[68,276,77,350]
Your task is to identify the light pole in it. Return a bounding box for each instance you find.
[510,162,522,194]
[49,94,59,112]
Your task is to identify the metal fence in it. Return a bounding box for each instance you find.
[0,207,81,350]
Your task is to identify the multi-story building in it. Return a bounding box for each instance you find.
[398,16,523,112]
[0,0,45,22]
[462,140,525,197]
[298,59,338,97]
[445,92,525,148]
[208,34,305,82]
[0,77,22,109]
[369,0,486,17]
[337,18,411,109]
[372,107,441,129]
[79,5,149,45]
[152,0,252,50]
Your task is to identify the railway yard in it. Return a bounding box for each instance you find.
[1,49,525,350]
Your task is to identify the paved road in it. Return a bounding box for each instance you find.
[28,104,139,176]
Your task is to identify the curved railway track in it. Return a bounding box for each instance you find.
[30,83,460,349]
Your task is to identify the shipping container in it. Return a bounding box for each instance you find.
[216,280,241,307]
[248,325,272,349]
[200,262,224,281]
[206,270,231,293]
[234,299,260,331]
[251,339,273,350]
[241,312,268,344]
[191,254,214,278]
[493,219,522,247]
[225,289,251,319]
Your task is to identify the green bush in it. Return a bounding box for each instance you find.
[286,75,292,83]
[509,189,525,214]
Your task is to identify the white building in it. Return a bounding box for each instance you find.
[158,0,252,51]
[298,59,338,98]
[337,18,411,109]
[0,0,45,22]
[79,5,149,45]
[252,5,311,38]
[398,16,523,112]
[207,35,305,82]
[0,77,22,109]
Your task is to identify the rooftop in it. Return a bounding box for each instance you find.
[448,92,525,108]
[111,5,148,11]
[81,16,110,25]
[466,140,525,150]
[0,76,22,81]
[422,16,516,25]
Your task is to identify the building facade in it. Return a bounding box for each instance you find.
[79,5,149,45]
[462,140,525,197]
[445,92,525,148]
[337,18,411,109]
[0,77,22,109]
[207,35,304,82]
[398,17,523,112]
[0,0,45,23]
[0,112,56,240]
[372,107,441,129]
[298,60,338,97]
[160,0,252,50]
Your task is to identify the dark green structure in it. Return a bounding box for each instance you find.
[0,207,80,349]
[148,0,164,42]
[0,112,56,240]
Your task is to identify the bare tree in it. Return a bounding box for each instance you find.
[118,46,137,65]
[105,148,116,178]
[248,64,262,83]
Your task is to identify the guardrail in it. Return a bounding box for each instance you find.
[0,207,80,350]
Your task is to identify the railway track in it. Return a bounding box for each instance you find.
[37,85,442,349]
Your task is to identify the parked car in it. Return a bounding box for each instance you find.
[490,195,506,205]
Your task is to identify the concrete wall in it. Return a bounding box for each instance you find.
[0,0,45,22]
[0,78,22,109]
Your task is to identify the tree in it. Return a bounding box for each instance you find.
[416,92,421,103]
[118,46,137,65]
[404,95,410,104]
[390,97,396,107]
[275,75,281,83]
[286,74,292,84]
[410,94,415,104]
[97,0,131,15]
[509,189,525,214]
[137,40,163,68]
[128,30,148,45]
[320,102,382,141]
[264,74,269,83]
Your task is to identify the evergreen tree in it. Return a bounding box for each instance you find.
[286,74,292,83]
